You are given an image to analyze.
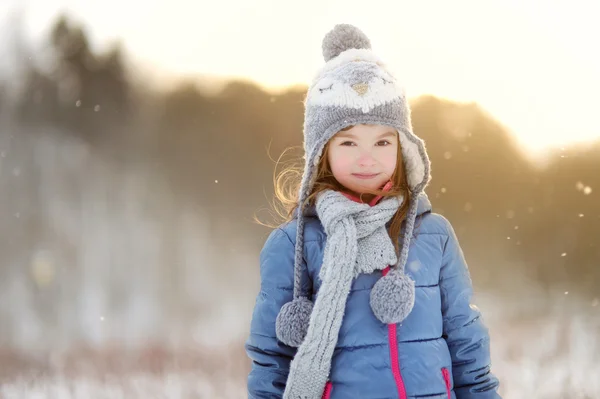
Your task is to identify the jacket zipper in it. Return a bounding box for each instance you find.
[442,367,452,398]
[383,267,408,399]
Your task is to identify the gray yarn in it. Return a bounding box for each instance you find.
[276,297,313,347]
[292,164,313,299]
[370,267,416,324]
[273,159,321,348]
[370,191,422,324]
[398,193,421,269]
[322,23,371,62]
[283,190,401,399]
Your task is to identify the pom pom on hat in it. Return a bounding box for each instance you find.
[322,24,372,62]
[370,268,415,324]
[275,297,314,347]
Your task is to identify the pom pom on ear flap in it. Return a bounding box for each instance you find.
[275,297,314,347]
[370,268,415,324]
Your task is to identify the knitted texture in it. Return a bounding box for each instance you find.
[370,268,416,324]
[275,297,313,347]
[321,23,371,62]
[283,190,403,398]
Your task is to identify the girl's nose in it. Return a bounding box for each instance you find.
[357,151,376,167]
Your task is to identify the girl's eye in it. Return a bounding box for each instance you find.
[340,141,356,146]
[377,140,391,146]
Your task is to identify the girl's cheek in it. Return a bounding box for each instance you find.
[333,152,354,167]
[383,152,398,169]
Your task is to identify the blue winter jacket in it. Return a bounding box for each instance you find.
[245,193,501,398]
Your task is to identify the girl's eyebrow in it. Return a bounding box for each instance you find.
[335,131,397,139]
[378,131,397,139]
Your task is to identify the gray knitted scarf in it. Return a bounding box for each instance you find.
[283,190,402,399]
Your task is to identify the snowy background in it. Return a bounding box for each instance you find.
[0,8,599,399]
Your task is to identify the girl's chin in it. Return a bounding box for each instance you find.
[346,182,384,193]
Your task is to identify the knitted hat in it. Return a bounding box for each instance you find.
[276,24,431,347]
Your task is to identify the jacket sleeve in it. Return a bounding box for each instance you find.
[439,219,502,399]
[245,228,299,398]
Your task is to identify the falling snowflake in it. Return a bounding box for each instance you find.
[576,181,593,194]
[561,253,567,257]
[564,291,569,295]
[94,105,101,112]
[579,214,584,218]
[443,152,452,160]
[215,180,219,183]
[76,100,81,107]
[514,225,519,230]
[441,187,447,193]
[407,260,422,273]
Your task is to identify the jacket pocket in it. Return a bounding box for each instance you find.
[441,367,451,399]
[321,381,333,399]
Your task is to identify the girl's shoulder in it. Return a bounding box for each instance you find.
[415,212,454,237]
[411,192,453,237]
[276,214,326,245]
[259,217,324,264]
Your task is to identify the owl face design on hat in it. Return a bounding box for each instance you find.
[306,46,407,114]
[306,58,406,114]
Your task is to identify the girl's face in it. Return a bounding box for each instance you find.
[327,124,398,195]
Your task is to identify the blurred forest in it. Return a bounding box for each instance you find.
[0,12,599,398]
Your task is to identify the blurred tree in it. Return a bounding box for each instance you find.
[16,13,130,137]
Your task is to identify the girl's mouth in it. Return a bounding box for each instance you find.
[352,173,380,179]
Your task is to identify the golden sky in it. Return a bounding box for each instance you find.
[4,0,600,157]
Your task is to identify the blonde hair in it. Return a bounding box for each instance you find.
[256,128,412,255]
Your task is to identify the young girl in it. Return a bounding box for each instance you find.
[245,24,501,399]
